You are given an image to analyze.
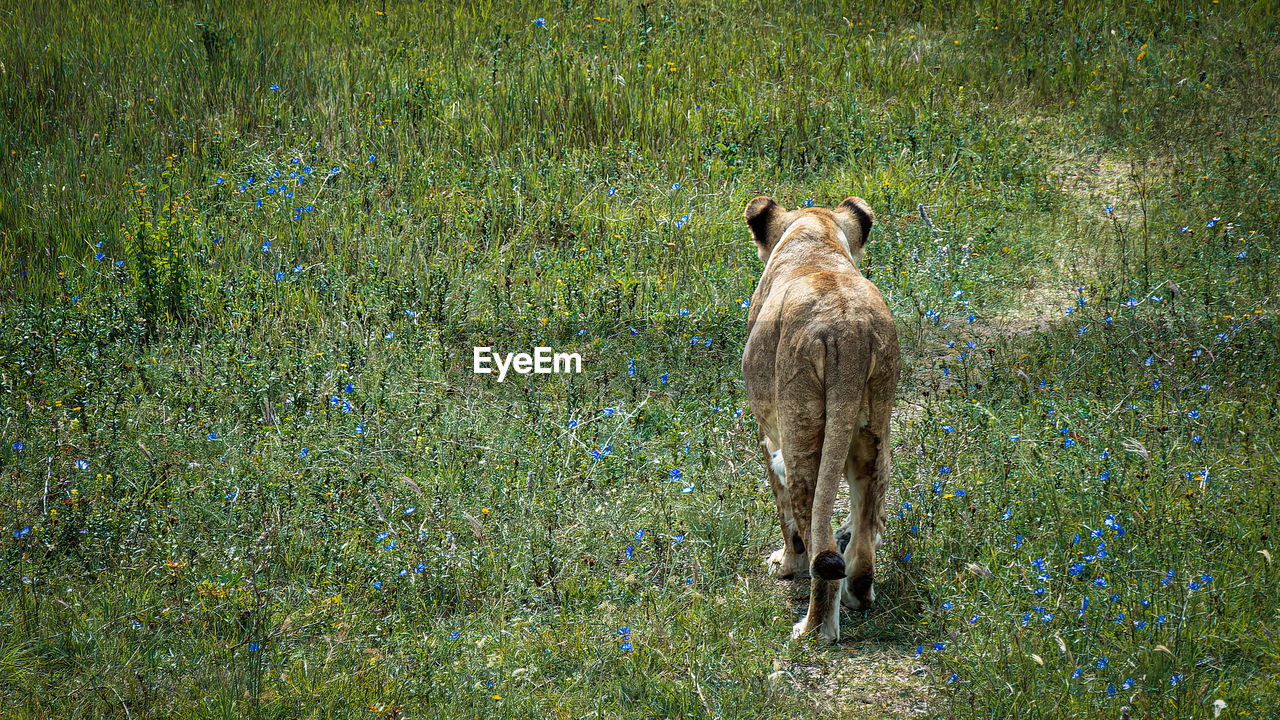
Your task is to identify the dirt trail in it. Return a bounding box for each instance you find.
[763,152,1130,718]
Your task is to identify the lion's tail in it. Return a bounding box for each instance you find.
[808,332,868,581]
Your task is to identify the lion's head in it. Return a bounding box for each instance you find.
[744,195,875,266]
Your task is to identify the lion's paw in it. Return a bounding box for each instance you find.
[768,548,807,579]
[841,579,875,610]
[762,545,783,573]
[767,548,787,574]
[791,617,839,643]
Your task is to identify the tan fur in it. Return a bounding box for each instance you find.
[742,195,900,643]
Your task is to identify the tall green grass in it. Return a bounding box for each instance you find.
[1,1,1277,718]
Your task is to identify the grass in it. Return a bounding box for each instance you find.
[1,1,1278,717]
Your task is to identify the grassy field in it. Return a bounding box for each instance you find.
[2,1,1279,717]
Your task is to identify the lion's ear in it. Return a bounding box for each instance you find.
[836,196,874,247]
[744,196,786,252]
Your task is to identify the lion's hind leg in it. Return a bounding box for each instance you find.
[841,397,892,611]
[776,418,842,642]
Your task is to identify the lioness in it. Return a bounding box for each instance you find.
[741,195,899,642]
